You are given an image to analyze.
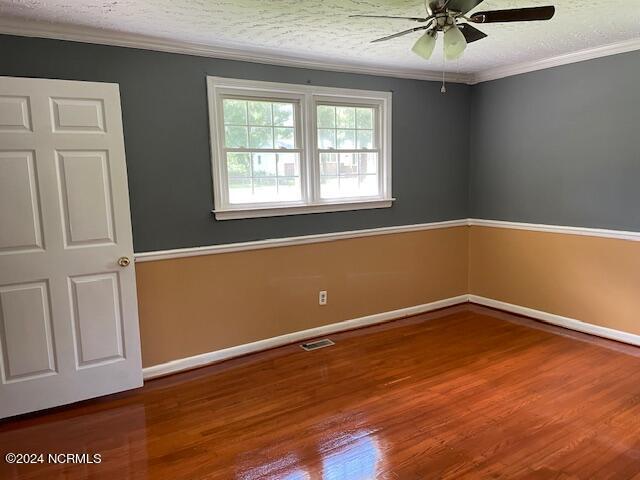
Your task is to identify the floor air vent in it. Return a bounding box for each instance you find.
[300,339,335,351]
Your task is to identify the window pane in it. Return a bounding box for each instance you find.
[320,176,339,198]
[227,152,251,177]
[356,130,373,149]
[356,108,373,129]
[358,153,377,174]
[277,177,301,201]
[339,153,358,175]
[336,107,356,128]
[274,127,295,149]
[317,105,336,128]
[318,129,336,149]
[339,175,358,194]
[227,153,301,204]
[277,153,300,177]
[320,174,380,199]
[252,153,277,177]
[359,174,378,196]
[228,177,252,204]
[225,126,248,148]
[249,127,273,148]
[223,99,247,125]
[337,129,356,149]
[320,153,338,176]
[253,177,277,202]
[273,103,294,126]
[320,152,379,199]
[248,101,272,125]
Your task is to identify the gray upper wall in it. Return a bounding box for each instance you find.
[0,34,470,252]
[469,50,640,231]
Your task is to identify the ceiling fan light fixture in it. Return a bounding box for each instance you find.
[411,30,437,60]
[443,24,467,60]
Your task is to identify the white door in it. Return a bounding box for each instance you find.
[0,76,142,419]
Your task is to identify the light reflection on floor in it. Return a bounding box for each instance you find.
[280,470,312,480]
[237,453,310,480]
[237,429,382,480]
[322,433,380,480]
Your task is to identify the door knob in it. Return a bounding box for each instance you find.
[118,256,131,267]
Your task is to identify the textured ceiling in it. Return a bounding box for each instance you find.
[0,0,639,74]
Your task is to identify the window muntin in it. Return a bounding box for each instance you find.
[221,98,302,204]
[316,104,379,200]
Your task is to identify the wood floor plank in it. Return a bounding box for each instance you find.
[2,305,640,479]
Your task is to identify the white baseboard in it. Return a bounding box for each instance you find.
[142,294,469,380]
[143,294,640,380]
[468,295,640,347]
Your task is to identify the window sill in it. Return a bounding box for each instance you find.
[213,198,395,220]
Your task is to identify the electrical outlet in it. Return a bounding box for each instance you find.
[319,290,328,305]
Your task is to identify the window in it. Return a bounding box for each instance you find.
[208,77,392,220]
[222,98,302,204]
[317,104,379,199]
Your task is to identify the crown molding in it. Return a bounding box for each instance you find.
[470,37,640,84]
[0,17,472,84]
[2,17,638,86]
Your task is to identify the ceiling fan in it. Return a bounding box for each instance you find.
[351,0,555,61]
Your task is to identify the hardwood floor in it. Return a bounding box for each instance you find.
[2,304,640,479]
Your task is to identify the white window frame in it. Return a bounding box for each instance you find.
[207,76,393,220]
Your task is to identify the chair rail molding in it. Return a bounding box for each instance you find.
[135,219,640,262]
[468,219,640,242]
[134,219,469,262]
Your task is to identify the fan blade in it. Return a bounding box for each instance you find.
[371,23,433,43]
[445,0,486,15]
[350,14,431,23]
[458,23,487,43]
[470,6,555,23]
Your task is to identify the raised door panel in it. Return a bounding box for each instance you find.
[50,98,106,133]
[0,281,56,383]
[56,150,115,247]
[70,273,124,367]
[0,95,32,132]
[0,151,43,253]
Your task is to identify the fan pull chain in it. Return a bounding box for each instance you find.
[441,40,447,94]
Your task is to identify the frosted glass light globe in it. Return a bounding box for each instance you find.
[412,31,437,60]
[444,25,467,60]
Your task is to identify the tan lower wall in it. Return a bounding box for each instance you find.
[137,224,640,368]
[469,226,640,335]
[136,227,468,367]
